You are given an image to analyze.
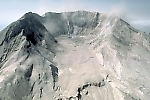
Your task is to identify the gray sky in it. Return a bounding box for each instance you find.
[0,0,150,33]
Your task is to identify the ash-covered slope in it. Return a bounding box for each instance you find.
[0,12,58,100]
[0,11,150,100]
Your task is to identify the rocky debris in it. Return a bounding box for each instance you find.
[0,11,150,100]
[50,64,58,89]
[24,64,33,81]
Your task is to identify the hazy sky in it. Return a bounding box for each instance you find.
[0,0,150,33]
